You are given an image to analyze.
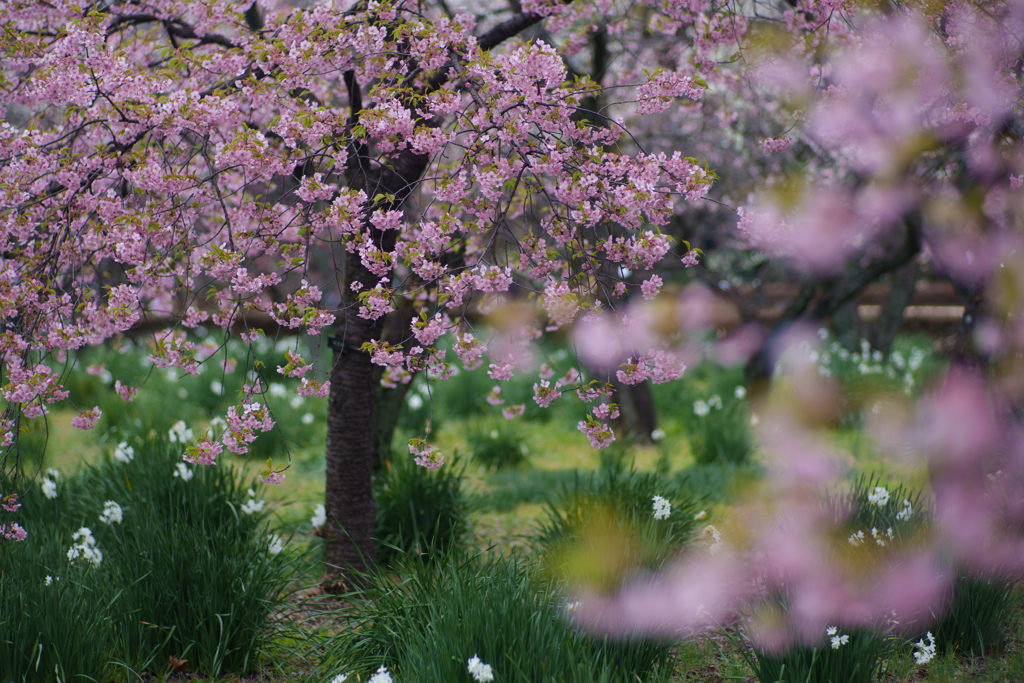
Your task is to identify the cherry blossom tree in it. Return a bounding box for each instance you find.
[0,0,731,585]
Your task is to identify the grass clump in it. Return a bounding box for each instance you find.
[735,623,892,683]
[536,464,705,589]
[320,552,674,683]
[466,419,531,470]
[374,452,471,566]
[1,437,296,679]
[688,391,753,466]
[822,473,930,544]
[931,572,1019,657]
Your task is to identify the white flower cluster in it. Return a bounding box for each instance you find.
[311,504,327,527]
[467,655,494,682]
[826,626,850,649]
[241,489,265,515]
[871,527,894,546]
[652,495,671,520]
[114,441,135,463]
[895,499,913,521]
[848,527,894,546]
[694,509,707,521]
[811,333,925,394]
[330,675,348,683]
[693,395,723,416]
[867,486,890,508]
[268,534,284,556]
[700,524,723,554]
[41,469,59,499]
[168,420,193,444]
[99,500,123,525]
[173,463,194,481]
[368,666,392,683]
[913,631,936,665]
[67,527,103,567]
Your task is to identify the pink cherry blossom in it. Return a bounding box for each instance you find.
[70,407,101,430]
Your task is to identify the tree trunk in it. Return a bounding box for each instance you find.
[869,260,917,356]
[323,259,383,590]
[371,370,413,471]
[612,379,658,442]
[831,297,863,351]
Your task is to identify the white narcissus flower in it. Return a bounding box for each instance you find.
[700,525,723,554]
[867,486,890,507]
[311,504,327,527]
[241,496,265,515]
[67,527,103,567]
[652,495,671,520]
[168,420,193,444]
[173,463,194,481]
[99,500,123,524]
[368,666,392,683]
[330,674,348,683]
[41,476,57,499]
[467,654,494,682]
[913,631,936,665]
[114,441,134,463]
[268,534,284,555]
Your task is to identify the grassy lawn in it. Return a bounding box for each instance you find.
[9,334,1024,683]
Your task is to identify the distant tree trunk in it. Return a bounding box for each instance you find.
[831,298,863,351]
[950,280,988,371]
[746,215,921,385]
[370,300,418,473]
[612,379,658,443]
[371,371,413,471]
[869,260,917,355]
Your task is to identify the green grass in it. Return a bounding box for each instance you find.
[17,336,1024,683]
[320,552,676,683]
[2,437,302,680]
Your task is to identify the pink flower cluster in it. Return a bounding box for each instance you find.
[221,401,276,455]
[616,350,686,385]
[577,418,616,449]
[0,523,27,542]
[409,438,444,470]
[70,406,102,430]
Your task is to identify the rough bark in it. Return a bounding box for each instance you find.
[324,271,382,588]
